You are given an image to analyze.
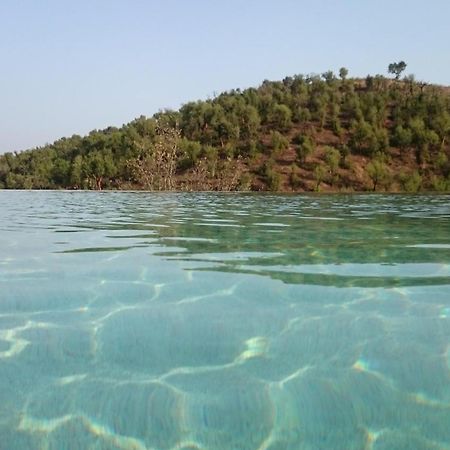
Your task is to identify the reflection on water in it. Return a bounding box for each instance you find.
[0,191,449,449]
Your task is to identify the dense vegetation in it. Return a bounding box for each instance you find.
[1,66,450,192]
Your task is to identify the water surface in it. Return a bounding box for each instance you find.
[0,192,449,449]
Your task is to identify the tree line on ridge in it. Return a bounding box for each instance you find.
[1,64,449,192]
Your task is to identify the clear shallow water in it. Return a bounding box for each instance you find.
[0,191,449,450]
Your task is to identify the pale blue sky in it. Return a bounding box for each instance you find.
[1,0,449,153]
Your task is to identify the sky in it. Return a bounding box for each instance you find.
[1,0,449,154]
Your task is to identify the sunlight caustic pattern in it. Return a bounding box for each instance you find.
[0,192,449,449]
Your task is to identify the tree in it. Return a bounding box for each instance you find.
[313,165,325,191]
[294,134,315,164]
[83,150,117,190]
[289,165,301,189]
[409,117,440,165]
[330,103,342,136]
[430,175,450,191]
[261,159,281,191]
[321,70,336,84]
[239,105,261,142]
[128,122,182,190]
[399,170,422,192]
[324,146,340,175]
[392,125,413,148]
[1,66,449,193]
[70,155,84,188]
[367,158,390,191]
[388,61,407,80]
[350,120,379,155]
[293,106,311,123]
[339,67,349,80]
[268,104,292,131]
[432,111,450,148]
[51,158,70,186]
[270,131,289,155]
[178,139,201,170]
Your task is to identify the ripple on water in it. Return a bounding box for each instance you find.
[98,304,246,375]
[15,323,94,376]
[0,192,449,449]
[169,370,275,450]
[23,379,185,449]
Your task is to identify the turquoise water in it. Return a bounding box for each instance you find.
[0,191,449,450]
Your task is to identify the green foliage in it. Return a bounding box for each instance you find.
[388,61,407,80]
[84,149,117,190]
[70,155,84,187]
[366,158,391,191]
[430,175,450,191]
[240,105,261,142]
[203,145,219,178]
[435,151,448,171]
[398,170,422,192]
[270,131,289,155]
[267,170,281,191]
[330,103,342,136]
[238,173,253,191]
[6,173,33,189]
[322,71,336,85]
[294,134,315,164]
[313,165,326,191]
[350,120,378,155]
[289,165,301,189]
[409,117,440,164]
[339,145,350,167]
[339,67,348,80]
[431,111,450,148]
[1,66,449,192]
[259,159,282,191]
[324,147,340,175]
[293,106,311,124]
[392,125,413,148]
[268,104,293,131]
[178,139,202,171]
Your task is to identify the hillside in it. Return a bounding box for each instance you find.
[1,69,450,192]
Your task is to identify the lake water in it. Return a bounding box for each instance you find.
[0,191,449,450]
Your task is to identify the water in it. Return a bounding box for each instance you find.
[0,191,449,450]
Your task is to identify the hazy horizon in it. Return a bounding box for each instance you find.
[1,0,449,154]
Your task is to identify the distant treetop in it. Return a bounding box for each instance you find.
[388,61,407,80]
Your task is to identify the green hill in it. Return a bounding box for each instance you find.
[1,68,449,192]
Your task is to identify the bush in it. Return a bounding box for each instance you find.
[366,158,391,191]
[261,159,282,191]
[238,173,253,191]
[324,146,340,175]
[289,165,301,189]
[268,104,293,131]
[294,134,315,164]
[313,165,326,191]
[399,171,422,192]
[430,175,450,191]
[270,131,289,155]
[392,125,413,148]
[293,107,311,123]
